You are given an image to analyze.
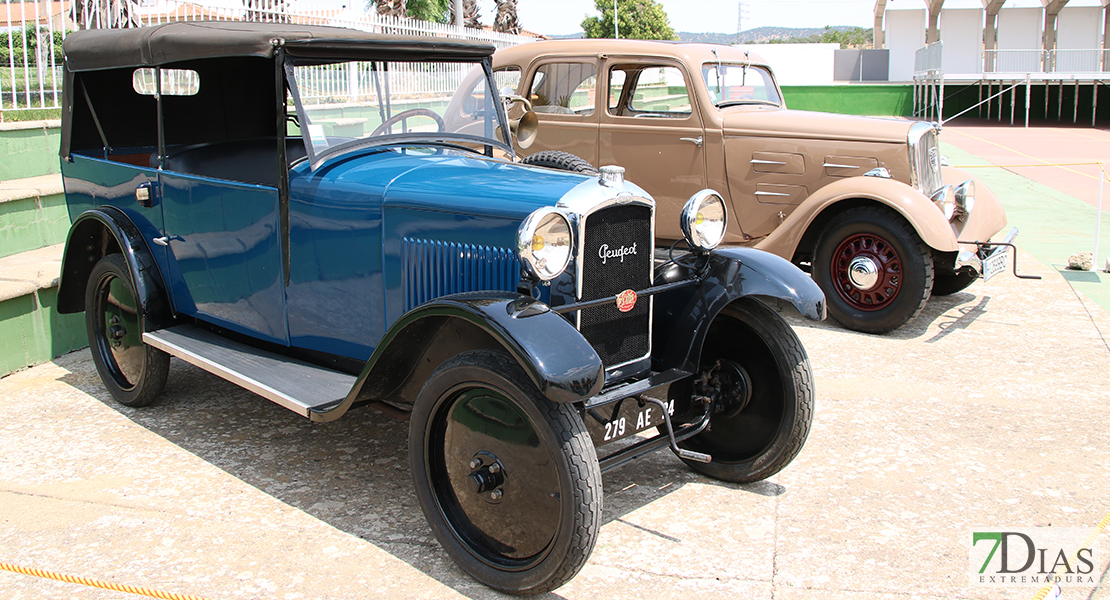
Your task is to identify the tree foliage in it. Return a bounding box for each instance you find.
[407,0,449,23]
[493,0,521,34]
[581,0,675,40]
[0,27,64,67]
[768,26,873,49]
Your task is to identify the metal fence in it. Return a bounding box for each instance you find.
[1,0,534,115]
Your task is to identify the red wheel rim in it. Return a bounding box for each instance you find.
[830,233,902,311]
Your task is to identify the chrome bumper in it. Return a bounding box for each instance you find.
[955,227,1018,276]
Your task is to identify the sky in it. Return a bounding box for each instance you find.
[476,0,881,37]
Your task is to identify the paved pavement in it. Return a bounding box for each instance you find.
[1,125,1109,600]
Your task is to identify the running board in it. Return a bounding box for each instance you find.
[143,325,356,418]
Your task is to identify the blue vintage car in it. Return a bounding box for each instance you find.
[57,21,825,595]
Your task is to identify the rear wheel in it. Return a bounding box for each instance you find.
[813,206,933,334]
[85,254,169,407]
[678,299,814,483]
[409,350,601,595]
[520,151,598,175]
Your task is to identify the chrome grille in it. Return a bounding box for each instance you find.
[577,203,653,368]
[909,122,943,195]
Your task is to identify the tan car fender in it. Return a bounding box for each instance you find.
[942,166,1008,249]
[754,175,958,260]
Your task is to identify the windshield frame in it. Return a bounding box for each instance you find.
[701,62,783,109]
[285,55,514,170]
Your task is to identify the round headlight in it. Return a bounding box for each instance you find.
[518,208,572,281]
[955,179,975,218]
[931,185,956,221]
[681,189,728,251]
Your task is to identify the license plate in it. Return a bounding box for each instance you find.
[982,247,1010,281]
[586,398,675,445]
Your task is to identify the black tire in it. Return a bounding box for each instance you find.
[85,254,170,407]
[409,350,601,595]
[812,206,934,334]
[520,150,598,175]
[932,266,979,296]
[678,299,814,483]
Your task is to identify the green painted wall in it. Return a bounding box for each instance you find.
[0,287,88,376]
[781,84,914,117]
[0,122,61,180]
[0,192,70,259]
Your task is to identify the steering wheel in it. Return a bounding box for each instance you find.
[370,108,446,136]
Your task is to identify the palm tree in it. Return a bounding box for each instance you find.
[493,0,521,34]
[376,0,406,17]
[448,0,481,28]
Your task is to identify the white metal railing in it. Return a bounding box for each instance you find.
[986,49,1046,73]
[914,41,942,75]
[0,0,534,116]
[1048,49,1104,73]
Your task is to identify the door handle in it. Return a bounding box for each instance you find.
[679,136,703,147]
[151,235,182,246]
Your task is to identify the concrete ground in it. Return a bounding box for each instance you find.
[1,124,1109,600]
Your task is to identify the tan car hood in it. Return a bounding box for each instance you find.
[722,107,911,143]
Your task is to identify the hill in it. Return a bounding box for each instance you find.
[679,26,867,44]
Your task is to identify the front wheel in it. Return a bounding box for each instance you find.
[409,350,601,595]
[85,254,169,407]
[812,206,934,334]
[678,299,814,483]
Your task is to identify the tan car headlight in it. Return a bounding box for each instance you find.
[955,179,975,219]
[681,190,728,251]
[518,207,573,281]
[931,185,956,221]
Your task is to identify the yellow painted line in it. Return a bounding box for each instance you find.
[1029,511,1110,600]
[0,561,211,600]
[946,129,1104,182]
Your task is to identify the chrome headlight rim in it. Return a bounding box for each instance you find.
[681,189,728,252]
[517,207,574,281]
[930,184,956,221]
[954,179,975,220]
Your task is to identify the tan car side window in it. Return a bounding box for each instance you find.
[609,65,691,118]
[528,62,597,116]
[494,67,521,94]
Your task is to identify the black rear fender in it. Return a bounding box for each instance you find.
[316,292,605,422]
[652,247,825,373]
[57,207,173,331]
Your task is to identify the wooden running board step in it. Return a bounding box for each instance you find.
[144,324,356,418]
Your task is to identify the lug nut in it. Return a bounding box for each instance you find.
[489,489,503,501]
[469,458,481,470]
[487,463,501,474]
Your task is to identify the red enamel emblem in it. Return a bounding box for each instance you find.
[616,289,637,313]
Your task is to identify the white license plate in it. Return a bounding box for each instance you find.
[982,247,1010,281]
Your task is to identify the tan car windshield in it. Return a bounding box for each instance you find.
[702,63,781,107]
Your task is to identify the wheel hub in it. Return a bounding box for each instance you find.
[847,256,879,290]
[831,232,903,311]
[466,452,506,503]
[695,359,753,419]
[107,315,126,349]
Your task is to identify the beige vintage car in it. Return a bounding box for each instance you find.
[494,39,1015,333]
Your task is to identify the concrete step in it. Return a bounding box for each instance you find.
[0,243,88,377]
[0,120,61,181]
[0,173,69,259]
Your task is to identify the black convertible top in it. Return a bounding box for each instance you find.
[63,20,496,71]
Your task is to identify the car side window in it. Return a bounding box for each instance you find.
[528,62,596,116]
[609,65,691,118]
[494,67,521,93]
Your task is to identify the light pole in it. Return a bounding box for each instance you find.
[614,0,619,38]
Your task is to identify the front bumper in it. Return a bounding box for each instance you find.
[955,227,1032,281]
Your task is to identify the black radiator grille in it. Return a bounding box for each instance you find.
[579,204,652,367]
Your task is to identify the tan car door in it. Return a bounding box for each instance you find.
[517,58,601,165]
[599,60,707,239]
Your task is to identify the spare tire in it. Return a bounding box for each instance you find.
[520,151,598,175]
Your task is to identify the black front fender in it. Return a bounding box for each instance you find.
[652,247,825,373]
[57,207,173,331]
[314,291,604,422]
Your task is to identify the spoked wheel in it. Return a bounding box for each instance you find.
[85,254,169,407]
[409,350,601,595]
[813,206,933,334]
[678,299,814,483]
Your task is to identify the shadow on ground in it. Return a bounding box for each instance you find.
[56,353,782,599]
